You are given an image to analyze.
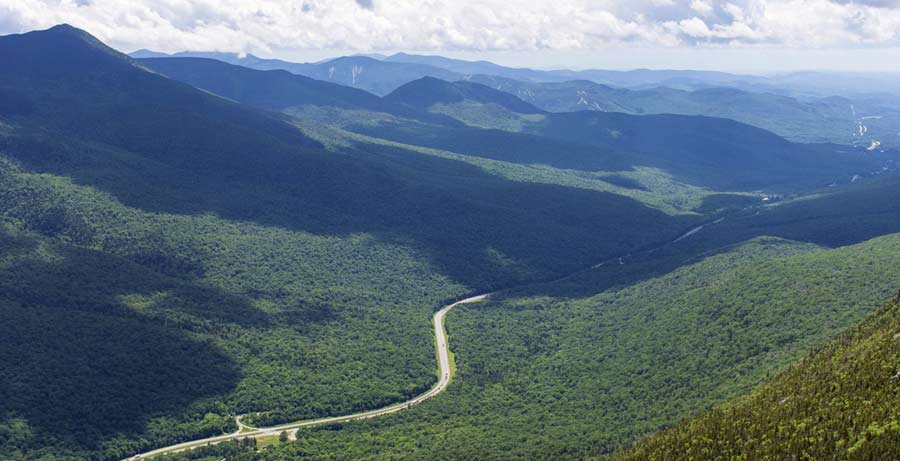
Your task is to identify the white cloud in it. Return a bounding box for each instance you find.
[690,0,714,15]
[722,3,745,21]
[2,0,900,55]
[675,17,713,37]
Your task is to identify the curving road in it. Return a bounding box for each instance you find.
[126,294,488,460]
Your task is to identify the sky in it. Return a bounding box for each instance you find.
[3,0,900,73]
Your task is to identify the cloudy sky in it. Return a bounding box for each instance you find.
[3,0,900,72]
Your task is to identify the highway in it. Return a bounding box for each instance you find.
[126,294,488,460]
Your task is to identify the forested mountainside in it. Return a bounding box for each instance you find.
[618,295,900,461]
[6,23,900,461]
[3,25,698,290]
[145,233,900,461]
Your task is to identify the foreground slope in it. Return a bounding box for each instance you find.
[619,294,900,461]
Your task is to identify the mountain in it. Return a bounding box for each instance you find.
[468,75,900,148]
[0,24,322,154]
[128,48,169,58]
[619,293,900,460]
[384,52,564,82]
[384,76,543,115]
[281,56,462,96]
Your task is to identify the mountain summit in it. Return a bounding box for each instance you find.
[0,24,132,78]
[386,76,543,114]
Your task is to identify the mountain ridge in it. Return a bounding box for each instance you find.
[135,53,884,192]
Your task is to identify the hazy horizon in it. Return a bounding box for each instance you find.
[6,0,900,74]
[128,46,900,75]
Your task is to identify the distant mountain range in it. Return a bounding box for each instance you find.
[132,49,900,148]
[132,49,462,95]
[133,49,769,94]
[139,57,389,112]
[131,48,900,98]
[466,75,900,148]
[140,55,884,192]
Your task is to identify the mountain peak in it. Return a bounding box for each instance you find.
[39,23,117,53]
[0,23,131,78]
[385,77,466,107]
[130,49,171,59]
[386,77,543,114]
[45,23,85,34]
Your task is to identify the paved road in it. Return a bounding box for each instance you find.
[125,294,488,460]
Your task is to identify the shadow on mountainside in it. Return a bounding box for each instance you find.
[501,176,900,300]
[0,127,700,292]
[0,228,248,452]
